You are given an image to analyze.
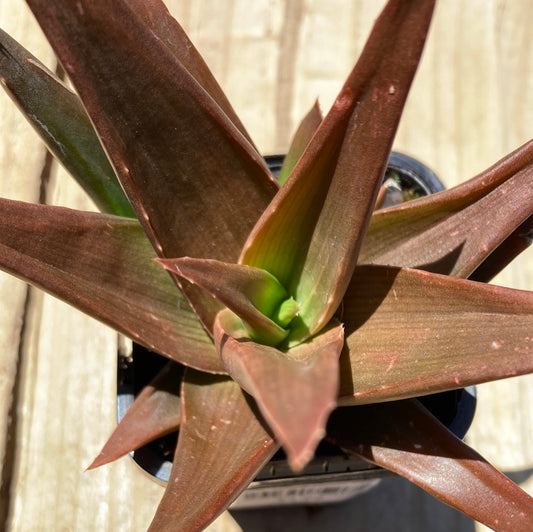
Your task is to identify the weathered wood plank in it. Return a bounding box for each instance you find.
[0,1,57,524]
[0,1,531,531]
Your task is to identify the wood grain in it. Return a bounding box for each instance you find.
[0,2,54,524]
[0,1,531,531]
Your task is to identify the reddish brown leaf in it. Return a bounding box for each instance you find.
[240,0,436,344]
[148,370,277,531]
[26,0,279,332]
[0,199,222,372]
[338,265,533,404]
[89,362,182,469]
[470,214,533,283]
[215,310,344,471]
[327,399,533,531]
[125,0,256,147]
[361,139,533,277]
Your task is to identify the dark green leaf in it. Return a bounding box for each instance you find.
[0,28,134,217]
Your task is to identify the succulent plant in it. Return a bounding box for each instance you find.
[1,0,532,530]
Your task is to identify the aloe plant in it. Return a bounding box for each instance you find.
[1,0,532,530]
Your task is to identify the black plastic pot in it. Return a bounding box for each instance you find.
[264,151,445,206]
[117,153,477,508]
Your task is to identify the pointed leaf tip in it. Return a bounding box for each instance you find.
[157,257,293,345]
[327,400,533,531]
[215,311,344,471]
[148,371,277,531]
[87,362,182,470]
[277,99,323,186]
[240,0,437,345]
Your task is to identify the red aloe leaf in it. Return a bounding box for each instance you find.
[125,0,256,147]
[327,399,533,531]
[89,362,182,469]
[157,257,292,346]
[338,265,533,404]
[361,139,533,278]
[240,0,436,344]
[26,0,278,331]
[215,310,344,471]
[277,100,323,186]
[148,370,277,532]
[470,214,533,283]
[0,199,222,372]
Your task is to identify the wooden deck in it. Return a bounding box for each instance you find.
[1,1,532,530]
